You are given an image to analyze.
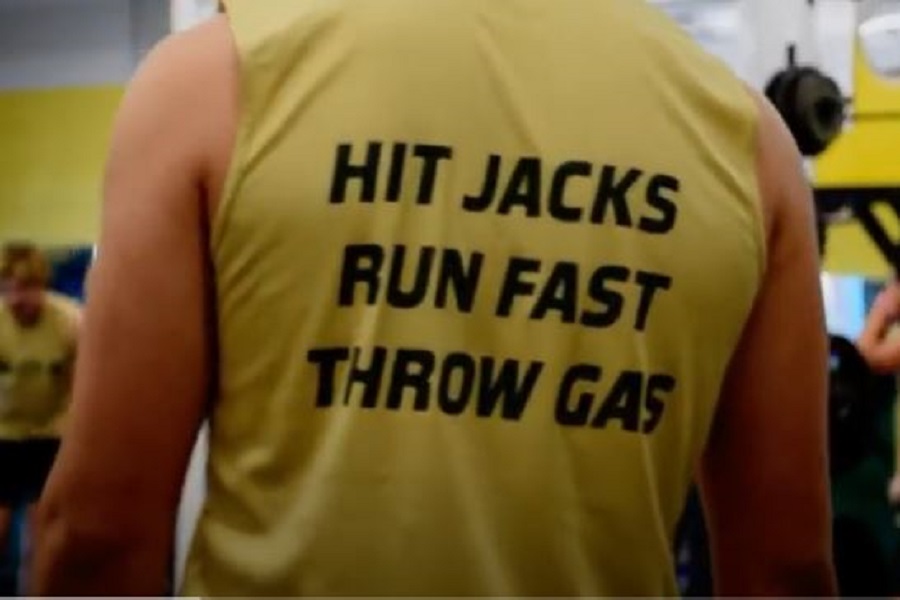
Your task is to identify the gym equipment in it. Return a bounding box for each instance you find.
[765,67,846,158]
[815,206,828,258]
[812,2,900,277]
[815,187,900,274]
[829,334,894,475]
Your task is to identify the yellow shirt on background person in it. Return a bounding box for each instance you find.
[184,0,764,595]
[0,292,80,440]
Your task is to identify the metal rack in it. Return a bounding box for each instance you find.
[816,186,900,273]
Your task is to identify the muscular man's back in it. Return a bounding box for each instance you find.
[33,0,835,596]
[190,0,770,594]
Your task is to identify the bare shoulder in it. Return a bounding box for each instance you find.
[114,16,238,208]
[136,15,235,97]
[744,84,813,245]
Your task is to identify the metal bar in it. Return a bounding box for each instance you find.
[851,112,900,121]
[851,202,900,274]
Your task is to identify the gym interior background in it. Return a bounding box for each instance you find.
[1,0,899,595]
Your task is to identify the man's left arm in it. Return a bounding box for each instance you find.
[32,22,224,596]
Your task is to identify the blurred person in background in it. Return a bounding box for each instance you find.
[0,242,80,592]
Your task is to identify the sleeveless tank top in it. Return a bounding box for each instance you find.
[183,0,763,594]
[0,292,79,440]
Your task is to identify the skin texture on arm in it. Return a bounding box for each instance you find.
[699,90,837,596]
[31,17,237,596]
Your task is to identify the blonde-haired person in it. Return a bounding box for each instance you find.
[0,243,80,591]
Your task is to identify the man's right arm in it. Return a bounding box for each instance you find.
[698,90,837,596]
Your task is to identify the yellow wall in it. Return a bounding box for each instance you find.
[816,42,900,280]
[817,115,900,280]
[0,86,123,245]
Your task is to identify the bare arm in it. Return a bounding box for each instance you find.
[699,91,837,596]
[858,282,900,374]
[32,19,234,595]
